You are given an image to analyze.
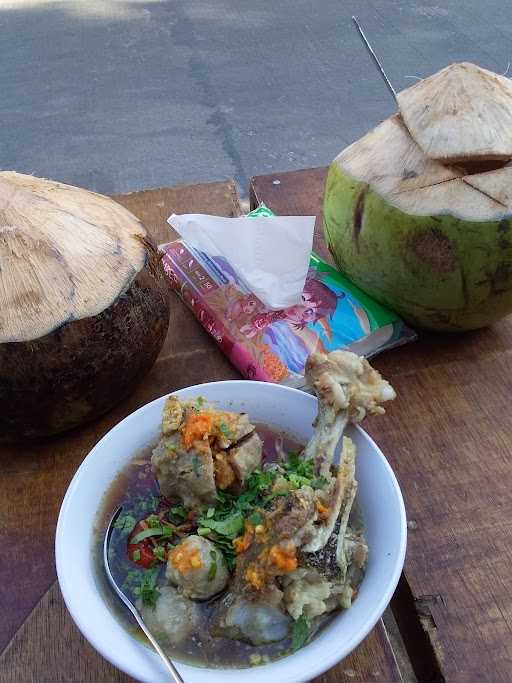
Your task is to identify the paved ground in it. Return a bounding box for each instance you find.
[1,0,512,196]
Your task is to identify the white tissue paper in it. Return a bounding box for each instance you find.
[168,213,315,310]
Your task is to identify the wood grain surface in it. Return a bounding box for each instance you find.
[251,167,512,682]
[0,177,403,682]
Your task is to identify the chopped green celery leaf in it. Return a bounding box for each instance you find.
[248,512,263,526]
[205,533,236,569]
[153,546,166,562]
[197,511,244,538]
[291,615,310,652]
[219,546,236,569]
[132,549,141,562]
[129,494,160,517]
[146,514,161,528]
[147,495,160,512]
[284,454,314,480]
[113,513,136,536]
[288,473,311,489]
[236,489,259,509]
[131,526,172,544]
[124,567,160,608]
[219,422,232,438]
[122,569,145,592]
[246,469,276,492]
[197,461,300,568]
[137,568,160,608]
[168,505,186,521]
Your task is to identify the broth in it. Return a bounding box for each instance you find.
[93,426,335,669]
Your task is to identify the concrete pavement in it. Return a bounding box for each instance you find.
[1,0,511,196]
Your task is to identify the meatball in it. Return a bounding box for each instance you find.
[213,599,291,645]
[152,434,217,508]
[166,535,229,600]
[227,432,263,488]
[137,586,199,645]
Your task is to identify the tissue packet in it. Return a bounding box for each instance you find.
[168,208,315,310]
[160,235,416,387]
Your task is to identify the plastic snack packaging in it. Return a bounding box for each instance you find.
[160,207,416,388]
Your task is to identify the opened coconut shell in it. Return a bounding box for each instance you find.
[323,62,512,331]
[397,62,512,163]
[0,172,170,441]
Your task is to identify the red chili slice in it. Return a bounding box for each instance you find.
[128,522,155,568]
[128,542,155,568]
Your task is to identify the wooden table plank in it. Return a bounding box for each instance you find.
[0,584,135,683]
[250,167,512,682]
[0,177,404,682]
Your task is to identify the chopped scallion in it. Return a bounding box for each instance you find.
[113,513,136,536]
[207,550,217,581]
[248,512,263,526]
[291,615,310,652]
[153,545,166,562]
[131,526,172,544]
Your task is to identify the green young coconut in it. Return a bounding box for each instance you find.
[323,63,512,332]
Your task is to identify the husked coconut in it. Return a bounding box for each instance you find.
[0,172,170,441]
[323,62,512,331]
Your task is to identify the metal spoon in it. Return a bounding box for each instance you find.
[104,506,185,683]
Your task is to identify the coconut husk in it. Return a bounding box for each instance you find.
[0,171,147,343]
[0,172,170,441]
[397,62,512,163]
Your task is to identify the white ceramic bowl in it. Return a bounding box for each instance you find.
[56,380,406,683]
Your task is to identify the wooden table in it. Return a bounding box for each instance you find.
[251,168,512,683]
[0,178,405,683]
[2,169,510,682]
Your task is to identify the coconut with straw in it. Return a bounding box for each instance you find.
[323,55,512,331]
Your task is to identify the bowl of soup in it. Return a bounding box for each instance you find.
[56,376,406,683]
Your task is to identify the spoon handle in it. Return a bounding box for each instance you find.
[103,507,185,683]
[132,611,185,683]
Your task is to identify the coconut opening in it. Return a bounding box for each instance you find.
[453,159,511,176]
[335,114,512,221]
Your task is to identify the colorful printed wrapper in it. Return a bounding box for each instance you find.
[160,208,416,387]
